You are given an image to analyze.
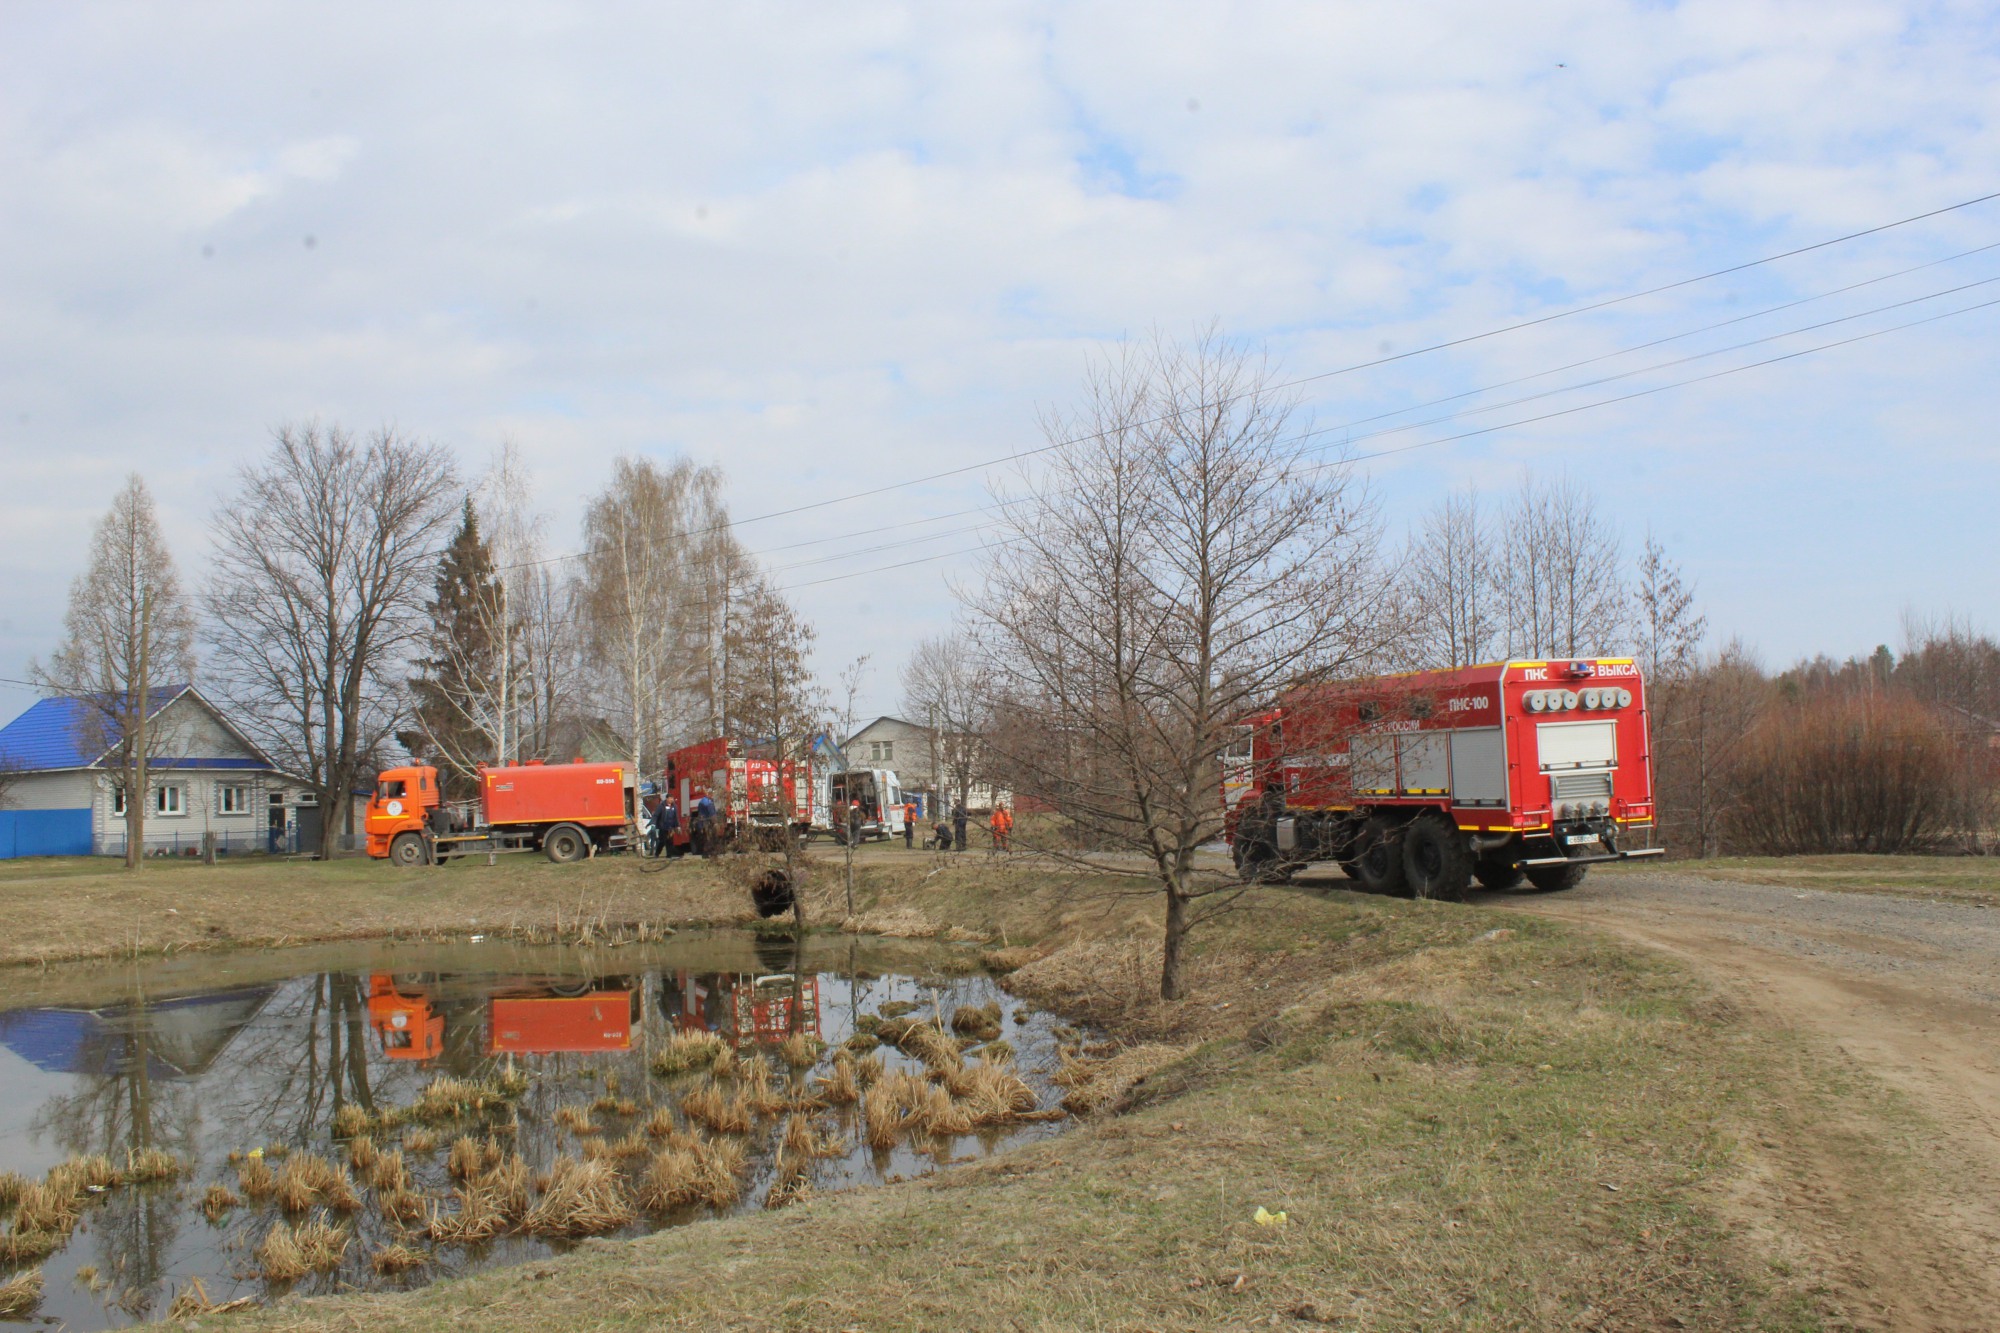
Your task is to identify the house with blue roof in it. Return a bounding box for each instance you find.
[0,685,319,858]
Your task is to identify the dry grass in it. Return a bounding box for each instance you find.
[878,1016,963,1073]
[764,1163,813,1211]
[447,1135,499,1180]
[608,1129,652,1159]
[256,1213,348,1281]
[125,1146,185,1182]
[201,1182,242,1222]
[709,1046,739,1081]
[0,1171,24,1210]
[1056,1043,1192,1116]
[0,1268,42,1320]
[378,1188,426,1228]
[425,1184,507,1244]
[274,1152,359,1214]
[637,1136,748,1212]
[10,1182,78,1236]
[552,1104,597,1135]
[521,1158,635,1237]
[813,1056,860,1105]
[347,1134,380,1174]
[650,1029,726,1077]
[853,1053,885,1086]
[777,1033,822,1068]
[403,1128,440,1155]
[412,1075,499,1123]
[373,1242,429,1275]
[0,1229,61,1264]
[642,1106,679,1139]
[680,1083,753,1136]
[950,1001,1003,1042]
[331,1103,371,1138]
[364,1150,409,1195]
[496,1062,532,1098]
[67,1153,123,1191]
[166,1276,256,1319]
[237,1156,278,1200]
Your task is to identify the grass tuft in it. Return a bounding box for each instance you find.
[777,1033,822,1068]
[0,1171,24,1210]
[330,1103,371,1139]
[125,1146,185,1182]
[650,1030,726,1077]
[403,1128,440,1155]
[522,1158,635,1237]
[237,1156,278,1200]
[201,1183,242,1223]
[552,1105,596,1135]
[256,1213,347,1281]
[950,1001,1004,1042]
[0,1269,43,1320]
[372,1242,428,1274]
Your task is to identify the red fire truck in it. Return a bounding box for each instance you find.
[662,737,818,844]
[363,759,635,866]
[1224,657,1664,898]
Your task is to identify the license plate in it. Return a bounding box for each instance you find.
[1564,833,1600,847]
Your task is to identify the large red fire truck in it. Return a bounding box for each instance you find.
[662,737,818,844]
[364,759,634,866]
[1224,657,1664,898]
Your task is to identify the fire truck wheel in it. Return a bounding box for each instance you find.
[543,824,589,864]
[1352,815,1408,896]
[1473,857,1525,890]
[388,832,426,868]
[1401,812,1473,901]
[1523,861,1589,892]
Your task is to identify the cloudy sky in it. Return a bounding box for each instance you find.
[2,1,1996,729]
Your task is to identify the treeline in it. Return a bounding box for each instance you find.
[37,423,821,858]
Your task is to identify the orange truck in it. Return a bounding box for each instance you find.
[364,759,635,866]
[367,973,639,1060]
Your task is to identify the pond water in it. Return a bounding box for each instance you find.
[0,934,1075,1329]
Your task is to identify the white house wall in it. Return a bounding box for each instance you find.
[3,771,95,811]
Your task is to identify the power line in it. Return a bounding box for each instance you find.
[493,187,2000,578]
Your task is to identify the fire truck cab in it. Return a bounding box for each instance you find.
[1226,658,1664,898]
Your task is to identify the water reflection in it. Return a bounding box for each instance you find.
[0,941,1071,1330]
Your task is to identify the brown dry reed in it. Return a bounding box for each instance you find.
[373,1242,428,1274]
[201,1183,242,1223]
[165,1276,256,1319]
[403,1128,440,1155]
[365,1150,409,1194]
[0,1230,61,1264]
[777,1033,821,1068]
[330,1103,370,1138]
[0,1171,25,1209]
[950,1001,1004,1042]
[379,1188,426,1227]
[650,1029,726,1077]
[552,1105,596,1135]
[237,1157,278,1201]
[522,1157,635,1237]
[814,1057,860,1105]
[637,1137,747,1212]
[256,1213,348,1281]
[347,1134,380,1174]
[412,1075,498,1122]
[0,1269,43,1320]
[125,1146,184,1182]
[10,1182,79,1236]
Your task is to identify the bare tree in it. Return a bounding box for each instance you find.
[478,443,583,762]
[578,457,736,775]
[1494,476,1626,659]
[971,328,1396,1000]
[1634,532,1707,685]
[900,634,991,815]
[834,654,871,742]
[728,581,824,919]
[34,476,196,869]
[0,758,20,811]
[207,423,459,857]
[1403,488,1493,668]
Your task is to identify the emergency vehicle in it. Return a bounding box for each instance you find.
[1225,657,1664,898]
[662,737,818,844]
[364,759,634,866]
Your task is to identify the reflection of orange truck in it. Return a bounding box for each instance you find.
[366,974,639,1060]
[364,760,635,867]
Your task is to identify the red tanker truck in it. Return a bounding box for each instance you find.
[1225,657,1664,898]
[364,759,635,866]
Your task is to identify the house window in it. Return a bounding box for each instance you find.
[111,786,126,816]
[871,741,894,763]
[218,784,250,815]
[155,785,183,816]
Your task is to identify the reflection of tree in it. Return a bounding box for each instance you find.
[197,973,386,1149]
[29,985,201,1319]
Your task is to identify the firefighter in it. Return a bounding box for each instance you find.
[846,799,863,846]
[951,802,968,853]
[903,799,917,849]
[990,803,1013,853]
[691,789,718,858]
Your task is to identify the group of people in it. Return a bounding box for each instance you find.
[640,784,1016,857]
[643,789,719,858]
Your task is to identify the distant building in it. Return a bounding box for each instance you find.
[0,685,327,858]
[842,715,1007,814]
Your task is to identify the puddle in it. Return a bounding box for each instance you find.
[0,934,1076,1329]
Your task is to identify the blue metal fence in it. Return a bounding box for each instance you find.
[0,809,93,858]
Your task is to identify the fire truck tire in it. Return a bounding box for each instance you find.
[388,832,426,868]
[1352,815,1408,896]
[1473,857,1525,890]
[1401,813,1473,901]
[1523,861,1589,892]
[543,823,589,864]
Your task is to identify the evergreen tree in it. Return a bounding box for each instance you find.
[404,499,518,801]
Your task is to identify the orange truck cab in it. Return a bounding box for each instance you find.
[367,974,444,1060]
[364,766,441,860]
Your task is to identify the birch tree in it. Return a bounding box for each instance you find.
[900,634,991,814]
[971,328,1397,1000]
[35,475,196,869]
[1495,476,1626,658]
[207,423,459,857]
[1404,489,1493,669]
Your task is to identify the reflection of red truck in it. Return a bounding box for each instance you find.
[1225,658,1664,898]
[366,973,639,1059]
[364,760,635,867]
[663,738,816,842]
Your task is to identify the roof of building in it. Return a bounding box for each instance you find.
[842,715,920,746]
[0,685,275,772]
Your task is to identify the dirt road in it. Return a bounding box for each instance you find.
[1502,868,2000,1331]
